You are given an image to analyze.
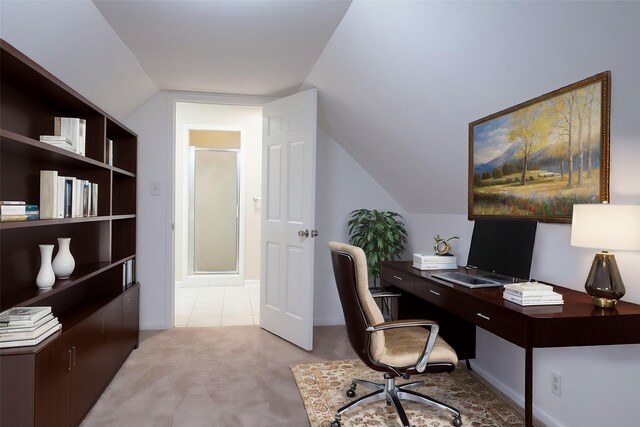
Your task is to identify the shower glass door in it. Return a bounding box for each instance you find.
[189,147,240,274]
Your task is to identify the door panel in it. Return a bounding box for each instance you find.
[261,89,317,350]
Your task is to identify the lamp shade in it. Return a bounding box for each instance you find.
[571,204,640,251]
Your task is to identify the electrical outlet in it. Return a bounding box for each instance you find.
[551,372,562,396]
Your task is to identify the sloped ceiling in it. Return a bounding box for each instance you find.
[303,1,639,214]
[94,0,351,97]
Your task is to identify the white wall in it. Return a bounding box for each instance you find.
[0,0,157,120]
[124,92,173,330]
[313,127,406,325]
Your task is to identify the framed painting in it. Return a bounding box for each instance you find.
[468,71,610,223]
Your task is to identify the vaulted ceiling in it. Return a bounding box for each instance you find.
[2,1,639,215]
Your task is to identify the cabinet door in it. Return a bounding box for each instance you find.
[123,284,140,355]
[35,335,71,427]
[68,315,102,427]
[101,296,124,386]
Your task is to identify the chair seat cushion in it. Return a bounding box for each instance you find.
[378,326,458,368]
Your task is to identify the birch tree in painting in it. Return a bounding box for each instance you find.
[508,105,550,185]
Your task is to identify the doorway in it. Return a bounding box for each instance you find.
[173,101,262,327]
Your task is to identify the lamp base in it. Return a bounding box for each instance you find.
[591,296,617,308]
[585,251,625,309]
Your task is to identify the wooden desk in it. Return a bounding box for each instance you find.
[381,261,640,427]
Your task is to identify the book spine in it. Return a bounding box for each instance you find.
[415,263,458,270]
[0,323,61,348]
[39,170,58,219]
[91,183,98,216]
[0,319,58,341]
[503,292,563,304]
[0,214,39,222]
[504,288,556,297]
[0,205,38,215]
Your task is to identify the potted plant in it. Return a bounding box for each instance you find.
[347,209,407,286]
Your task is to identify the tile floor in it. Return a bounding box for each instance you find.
[174,286,260,327]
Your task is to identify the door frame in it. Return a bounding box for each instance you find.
[167,92,274,328]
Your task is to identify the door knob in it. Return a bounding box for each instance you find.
[298,229,309,238]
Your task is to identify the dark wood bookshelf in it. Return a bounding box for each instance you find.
[0,39,139,426]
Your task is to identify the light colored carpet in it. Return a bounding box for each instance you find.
[292,359,525,427]
[82,326,356,427]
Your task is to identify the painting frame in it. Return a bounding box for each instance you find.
[468,71,611,224]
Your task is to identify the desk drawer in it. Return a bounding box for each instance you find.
[381,266,414,294]
[461,299,528,347]
[413,280,457,311]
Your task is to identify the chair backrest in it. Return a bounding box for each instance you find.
[328,242,386,366]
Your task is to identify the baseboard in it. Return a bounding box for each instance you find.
[244,280,260,287]
[470,362,558,427]
[314,316,345,326]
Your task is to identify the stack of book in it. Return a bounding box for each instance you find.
[0,307,61,348]
[0,201,39,222]
[412,253,458,270]
[39,117,86,156]
[503,281,564,306]
[40,170,98,219]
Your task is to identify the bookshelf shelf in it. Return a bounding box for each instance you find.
[0,39,139,426]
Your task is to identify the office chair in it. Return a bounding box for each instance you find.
[328,242,462,427]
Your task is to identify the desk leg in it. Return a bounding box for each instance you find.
[525,347,533,427]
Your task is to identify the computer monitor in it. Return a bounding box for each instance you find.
[467,219,537,281]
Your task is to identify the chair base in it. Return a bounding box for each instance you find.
[331,375,462,427]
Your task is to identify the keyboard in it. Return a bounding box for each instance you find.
[431,271,502,288]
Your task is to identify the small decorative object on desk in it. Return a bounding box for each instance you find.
[503,281,564,306]
[433,235,458,255]
[36,244,56,290]
[52,237,75,279]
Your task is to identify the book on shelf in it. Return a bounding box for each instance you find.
[40,135,74,152]
[503,281,554,297]
[54,117,86,156]
[0,313,54,331]
[0,317,59,341]
[0,213,40,222]
[0,200,26,205]
[105,138,113,165]
[40,170,58,219]
[0,306,52,325]
[503,291,564,306]
[0,322,61,349]
[91,183,98,216]
[0,204,38,215]
[413,253,458,265]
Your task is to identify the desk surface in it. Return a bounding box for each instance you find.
[382,261,640,348]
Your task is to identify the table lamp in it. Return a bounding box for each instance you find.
[571,204,640,308]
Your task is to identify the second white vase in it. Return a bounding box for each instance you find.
[36,244,56,289]
[52,237,75,279]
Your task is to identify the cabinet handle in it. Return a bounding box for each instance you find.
[429,289,441,296]
[126,297,131,313]
[68,349,72,371]
[71,346,76,367]
[392,275,403,281]
[476,313,490,321]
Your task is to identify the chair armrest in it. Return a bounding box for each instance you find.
[366,319,440,373]
[371,292,402,299]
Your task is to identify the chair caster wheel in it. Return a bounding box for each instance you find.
[346,385,356,397]
[452,416,462,427]
[331,420,341,427]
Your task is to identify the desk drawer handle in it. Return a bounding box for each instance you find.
[476,313,490,321]
[392,275,403,281]
[429,290,440,296]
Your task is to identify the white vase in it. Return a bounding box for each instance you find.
[52,237,75,279]
[36,244,56,289]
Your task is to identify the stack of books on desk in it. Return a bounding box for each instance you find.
[503,282,564,306]
[0,307,61,348]
[412,253,458,270]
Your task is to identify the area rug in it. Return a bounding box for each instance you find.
[291,359,524,427]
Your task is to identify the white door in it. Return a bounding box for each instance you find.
[261,88,317,350]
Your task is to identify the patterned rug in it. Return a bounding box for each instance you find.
[291,359,524,427]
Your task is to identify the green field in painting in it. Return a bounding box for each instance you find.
[473,170,600,218]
